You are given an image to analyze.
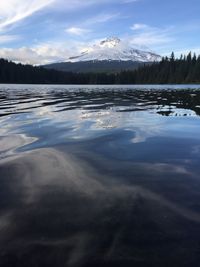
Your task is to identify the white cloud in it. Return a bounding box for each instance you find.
[129,24,174,47]
[84,12,120,25]
[65,12,120,38]
[131,24,148,30]
[0,34,19,43]
[0,43,73,65]
[130,32,173,46]
[66,27,91,36]
[0,0,124,32]
[0,0,54,31]
[64,12,120,40]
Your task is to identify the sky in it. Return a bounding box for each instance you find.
[0,0,200,65]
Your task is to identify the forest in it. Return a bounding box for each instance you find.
[0,52,199,84]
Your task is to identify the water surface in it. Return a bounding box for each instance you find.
[1,84,200,267]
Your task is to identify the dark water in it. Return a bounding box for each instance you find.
[1,84,200,267]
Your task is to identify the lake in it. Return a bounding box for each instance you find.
[1,84,200,267]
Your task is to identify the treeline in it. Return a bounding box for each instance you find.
[0,59,90,84]
[0,58,119,84]
[132,52,200,84]
[0,52,200,84]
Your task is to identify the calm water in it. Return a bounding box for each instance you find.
[1,84,200,267]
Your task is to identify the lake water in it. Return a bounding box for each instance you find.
[1,84,200,267]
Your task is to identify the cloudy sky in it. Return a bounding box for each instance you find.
[0,0,199,64]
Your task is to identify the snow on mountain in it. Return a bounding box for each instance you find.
[68,37,161,62]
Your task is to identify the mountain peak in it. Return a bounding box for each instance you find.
[68,37,161,63]
[100,37,121,48]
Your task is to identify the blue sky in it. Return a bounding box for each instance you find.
[0,0,200,64]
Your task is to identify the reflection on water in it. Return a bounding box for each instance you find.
[1,84,200,266]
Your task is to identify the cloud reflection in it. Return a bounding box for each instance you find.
[0,143,200,266]
[1,86,200,266]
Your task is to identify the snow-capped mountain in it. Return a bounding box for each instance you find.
[68,37,161,62]
[43,37,161,73]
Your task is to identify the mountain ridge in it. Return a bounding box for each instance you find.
[43,60,148,73]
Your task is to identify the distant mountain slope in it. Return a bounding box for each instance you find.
[43,60,147,73]
[42,37,161,73]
